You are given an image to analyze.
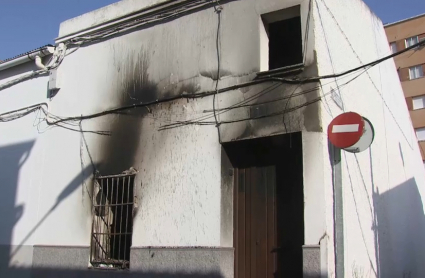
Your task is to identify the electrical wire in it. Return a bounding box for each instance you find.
[0,102,110,135]
[0,103,48,122]
[0,43,67,92]
[216,67,369,125]
[315,0,342,110]
[159,68,369,129]
[0,70,48,91]
[0,63,378,132]
[2,32,424,122]
[2,1,425,134]
[159,83,283,130]
[65,0,213,47]
[160,67,373,130]
[316,0,416,149]
[1,0,424,98]
[282,83,304,135]
[282,0,312,136]
[213,1,223,143]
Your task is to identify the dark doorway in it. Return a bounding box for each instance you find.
[224,133,304,278]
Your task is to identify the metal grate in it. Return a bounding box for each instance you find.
[90,172,135,269]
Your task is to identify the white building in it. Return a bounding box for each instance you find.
[1,0,425,277]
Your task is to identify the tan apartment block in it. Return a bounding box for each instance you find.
[385,14,425,161]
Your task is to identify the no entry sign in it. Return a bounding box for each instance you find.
[328,112,365,149]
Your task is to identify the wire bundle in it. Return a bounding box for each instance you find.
[1,0,425,136]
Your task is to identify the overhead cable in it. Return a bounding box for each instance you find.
[2,13,424,129]
[1,36,421,128]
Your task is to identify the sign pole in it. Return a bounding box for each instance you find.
[331,143,344,278]
[327,111,375,277]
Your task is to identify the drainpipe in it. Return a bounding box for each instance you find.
[0,46,55,71]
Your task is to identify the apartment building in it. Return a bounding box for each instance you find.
[385,14,425,163]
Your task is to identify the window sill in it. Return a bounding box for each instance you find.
[409,76,425,81]
[256,63,304,79]
[412,107,425,111]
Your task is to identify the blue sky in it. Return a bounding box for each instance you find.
[1,0,425,60]
[0,0,118,60]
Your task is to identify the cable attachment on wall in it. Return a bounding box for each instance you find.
[48,43,67,69]
[213,0,223,13]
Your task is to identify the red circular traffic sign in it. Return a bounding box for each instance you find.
[327,112,365,149]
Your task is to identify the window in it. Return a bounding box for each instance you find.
[406,36,419,47]
[390,42,397,53]
[261,6,303,71]
[416,127,425,141]
[413,95,425,110]
[90,170,136,269]
[409,65,424,80]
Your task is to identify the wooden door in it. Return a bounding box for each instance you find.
[230,134,304,278]
[234,166,277,278]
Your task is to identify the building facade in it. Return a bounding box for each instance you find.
[1,0,425,277]
[385,14,425,164]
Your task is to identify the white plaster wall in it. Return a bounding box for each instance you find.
[313,0,425,276]
[302,131,327,246]
[0,63,49,266]
[48,0,316,250]
[0,67,95,249]
[51,6,226,248]
[135,108,222,246]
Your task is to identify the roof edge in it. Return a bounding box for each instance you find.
[0,45,54,65]
[57,0,172,39]
[384,13,425,27]
[0,45,55,72]
[55,0,206,44]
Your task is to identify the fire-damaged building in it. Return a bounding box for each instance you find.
[1,0,425,277]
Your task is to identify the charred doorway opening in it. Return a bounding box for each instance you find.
[261,6,303,70]
[224,133,304,278]
[90,172,135,269]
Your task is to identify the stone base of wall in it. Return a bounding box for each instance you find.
[32,245,90,270]
[303,245,321,278]
[3,245,232,278]
[0,245,320,277]
[130,247,234,278]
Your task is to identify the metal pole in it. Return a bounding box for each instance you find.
[331,144,344,278]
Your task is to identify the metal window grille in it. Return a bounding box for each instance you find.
[90,172,135,269]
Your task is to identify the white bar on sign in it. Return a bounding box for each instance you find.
[332,124,359,133]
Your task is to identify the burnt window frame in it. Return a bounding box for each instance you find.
[90,171,136,270]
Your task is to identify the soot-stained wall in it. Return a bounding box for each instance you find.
[47,0,320,248]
